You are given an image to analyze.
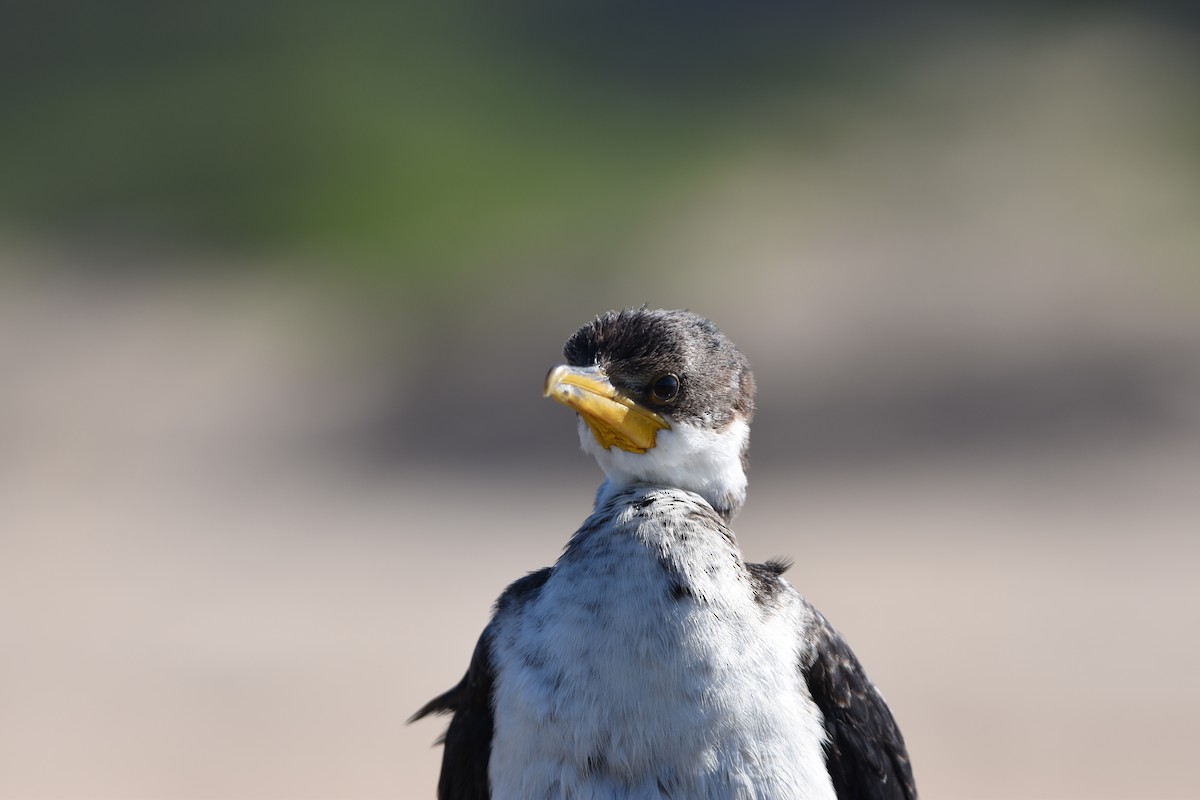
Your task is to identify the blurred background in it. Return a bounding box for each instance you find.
[2,1,1199,798]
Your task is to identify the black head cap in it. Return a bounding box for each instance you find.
[564,308,755,430]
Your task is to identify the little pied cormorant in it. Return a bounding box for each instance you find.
[411,308,916,800]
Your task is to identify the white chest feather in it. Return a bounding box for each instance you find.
[489,489,835,800]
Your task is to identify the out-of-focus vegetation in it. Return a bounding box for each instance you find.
[5,1,1195,294]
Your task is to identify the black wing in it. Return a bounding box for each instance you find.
[408,629,495,800]
[803,604,917,800]
[409,568,552,800]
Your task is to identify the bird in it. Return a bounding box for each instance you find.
[410,308,916,800]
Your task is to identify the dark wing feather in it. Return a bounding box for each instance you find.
[409,568,553,800]
[803,604,917,800]
[409,630,495,800]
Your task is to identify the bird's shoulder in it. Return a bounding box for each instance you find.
[494,565,554,614]
[411,566,553,714]
[743,556,798,609]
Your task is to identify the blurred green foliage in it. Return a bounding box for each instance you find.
[2,1,1195,289]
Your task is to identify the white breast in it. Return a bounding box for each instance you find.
[489,489,836,800]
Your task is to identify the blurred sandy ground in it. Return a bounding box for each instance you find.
[3,9,1200,800]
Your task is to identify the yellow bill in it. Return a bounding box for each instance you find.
[544,365,670,453]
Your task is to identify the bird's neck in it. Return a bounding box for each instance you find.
[584,417,750,522]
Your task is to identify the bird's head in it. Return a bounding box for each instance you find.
[544,308,756,520]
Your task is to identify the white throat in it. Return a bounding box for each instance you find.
[581,416,750,519]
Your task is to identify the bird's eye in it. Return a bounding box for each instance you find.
[648,373,680,405]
